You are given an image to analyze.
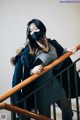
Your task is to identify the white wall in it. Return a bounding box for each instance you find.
[0,0,80,119]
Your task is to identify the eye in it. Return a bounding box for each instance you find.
[35,28,38,30]
[30,27,40,35]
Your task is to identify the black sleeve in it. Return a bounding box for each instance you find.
[51,39,64,56]
[12,57,22,87]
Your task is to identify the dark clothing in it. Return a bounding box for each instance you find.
[11,39,80,120]
[32,42,66,106]
[12,39,80,108]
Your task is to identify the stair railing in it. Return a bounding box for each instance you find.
[0,44,80,102]
[0,44,80,120]
[0,102,52,120]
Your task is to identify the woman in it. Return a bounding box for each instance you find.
[11,19,79,120]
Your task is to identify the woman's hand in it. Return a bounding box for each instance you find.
[66,47,77,54]
[30,65,43,75]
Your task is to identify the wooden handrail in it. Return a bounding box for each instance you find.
[0,102,52,120]
[0,44,80,102]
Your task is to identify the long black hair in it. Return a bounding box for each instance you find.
[26,19,46,54]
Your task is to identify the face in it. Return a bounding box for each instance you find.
[29,23,43,42]
[29,23,40,35]
[29,23,45,49]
